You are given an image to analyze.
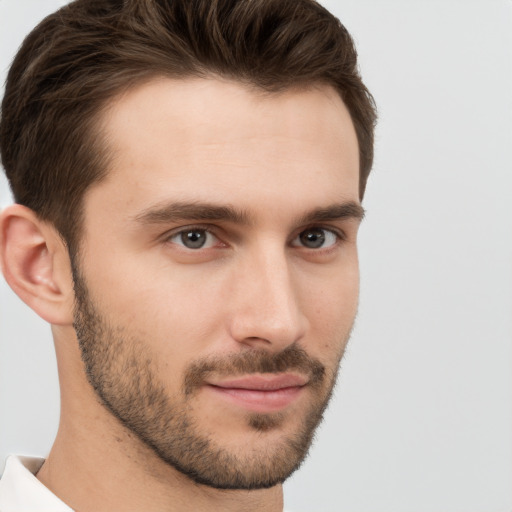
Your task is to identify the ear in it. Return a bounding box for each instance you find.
[0,204,75,325]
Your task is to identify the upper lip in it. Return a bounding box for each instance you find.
[207,374,308,391]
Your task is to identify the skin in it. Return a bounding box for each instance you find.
[0,77,361,512]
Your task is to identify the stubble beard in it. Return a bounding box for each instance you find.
[72,266,348,490]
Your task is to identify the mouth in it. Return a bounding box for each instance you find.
[204,374,308,413]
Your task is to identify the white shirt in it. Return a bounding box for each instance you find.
[0,455,294,512]
[0,456,73,511]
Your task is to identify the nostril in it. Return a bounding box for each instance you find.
[245,336,271,343]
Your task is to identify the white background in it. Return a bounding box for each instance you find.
[1,1,511,511]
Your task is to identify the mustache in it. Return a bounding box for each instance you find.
[183,344,326,395]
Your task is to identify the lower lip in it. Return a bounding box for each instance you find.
[205,385,304,413]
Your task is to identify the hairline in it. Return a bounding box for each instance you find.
[67,72,361,257]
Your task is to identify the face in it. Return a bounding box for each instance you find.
[73,78,362,489]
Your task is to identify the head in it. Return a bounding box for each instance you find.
[0,0,376,491]
[1,0,376,255]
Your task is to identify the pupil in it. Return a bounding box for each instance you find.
[182,230,206,249]
[301,229,325,248]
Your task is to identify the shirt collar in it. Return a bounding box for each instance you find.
[0,455,73,512]
[1,455,294,512]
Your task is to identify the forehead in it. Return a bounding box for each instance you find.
[89,77,360,221]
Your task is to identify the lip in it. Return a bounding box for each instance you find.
[204,374,308,413]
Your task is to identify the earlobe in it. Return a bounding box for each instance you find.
[0,204,74,325]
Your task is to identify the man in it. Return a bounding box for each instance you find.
[0,0,376,510]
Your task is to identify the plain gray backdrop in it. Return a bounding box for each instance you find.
[1,1,511,511]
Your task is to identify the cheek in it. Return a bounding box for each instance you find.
[301,262,359,354]
[79,251,228,372]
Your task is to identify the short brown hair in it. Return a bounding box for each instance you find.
[0,0,376,251]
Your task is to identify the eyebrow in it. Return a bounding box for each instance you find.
[133,200,365,226]
[133,201,251,225]
[297,202,365,225]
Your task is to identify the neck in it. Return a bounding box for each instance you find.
[37,402,283,512]
[37,336,283,512]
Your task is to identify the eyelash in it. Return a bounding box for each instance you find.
[290,226,345,250]
[163,224,346,251]
[165,225,222,250]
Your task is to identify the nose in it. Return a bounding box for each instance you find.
[227,246,308,351]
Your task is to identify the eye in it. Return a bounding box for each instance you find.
[291,227,339,249]
[168,228,218,249]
